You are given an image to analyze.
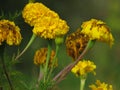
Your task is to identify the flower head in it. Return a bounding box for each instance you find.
[33,17,69,39]
[65,29,89,60]
[81,19,114,46]
[34,48,57,67]
[0,20,22,45]
[22,2,59,26]
[22,2,69,39]
[89,80,113,90]
[71,60,96,76]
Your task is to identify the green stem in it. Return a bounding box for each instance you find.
[0,44,14,90]
[15,34,36,60]
[44,41,52,83]
[47,45,60,81]
[80,77,86,90]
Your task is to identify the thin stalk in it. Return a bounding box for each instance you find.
[53,40,95,83]
[38,66,44,82]
[15,34,36,60]
[43,41,52,83]
[80,78,86,90]
[36,65,44,89]
[47,45,59,81]
[0,44,13,90]
[1,59,14,90]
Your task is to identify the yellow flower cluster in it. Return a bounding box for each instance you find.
[22,2,59,26]
[81,19,114,46]
[34,48,57,67]
[33,17,69,39]
[65,29,89,60]
[71,60,96,76]
[0,20,22,45]
[89,80,113,90]
[22,2,69,39]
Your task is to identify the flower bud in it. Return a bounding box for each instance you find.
[55,37,64,45]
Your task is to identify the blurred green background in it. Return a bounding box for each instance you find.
[0,0,120,90]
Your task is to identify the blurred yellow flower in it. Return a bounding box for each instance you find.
[34,48,57,67]
[22,2,69,39]
[22,2,59,26]
[33,17,69,39]
[89,80,113,90]
[0,20,22,45]
[65,29,89,60]
[81,19,114,46]
[71,60,96,76]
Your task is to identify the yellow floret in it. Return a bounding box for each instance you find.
[81,19,114,46]
[0,20,22,45]
[71,60,96,76]
[22,2,59,26]
[89,80,113,90]
[33,17,69,39]
[34,48,58,67]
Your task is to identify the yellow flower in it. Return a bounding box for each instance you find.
[22,2,59,26]
[22,2,69,39]
[71,60,96,76]
[34,48,57,67]
[65,29,89,60]
[89,80,113,90]
[81,19,114,46]
[0,20,22,45]
[33,17,69,39]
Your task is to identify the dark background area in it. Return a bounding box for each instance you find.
[0,0,120,90]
